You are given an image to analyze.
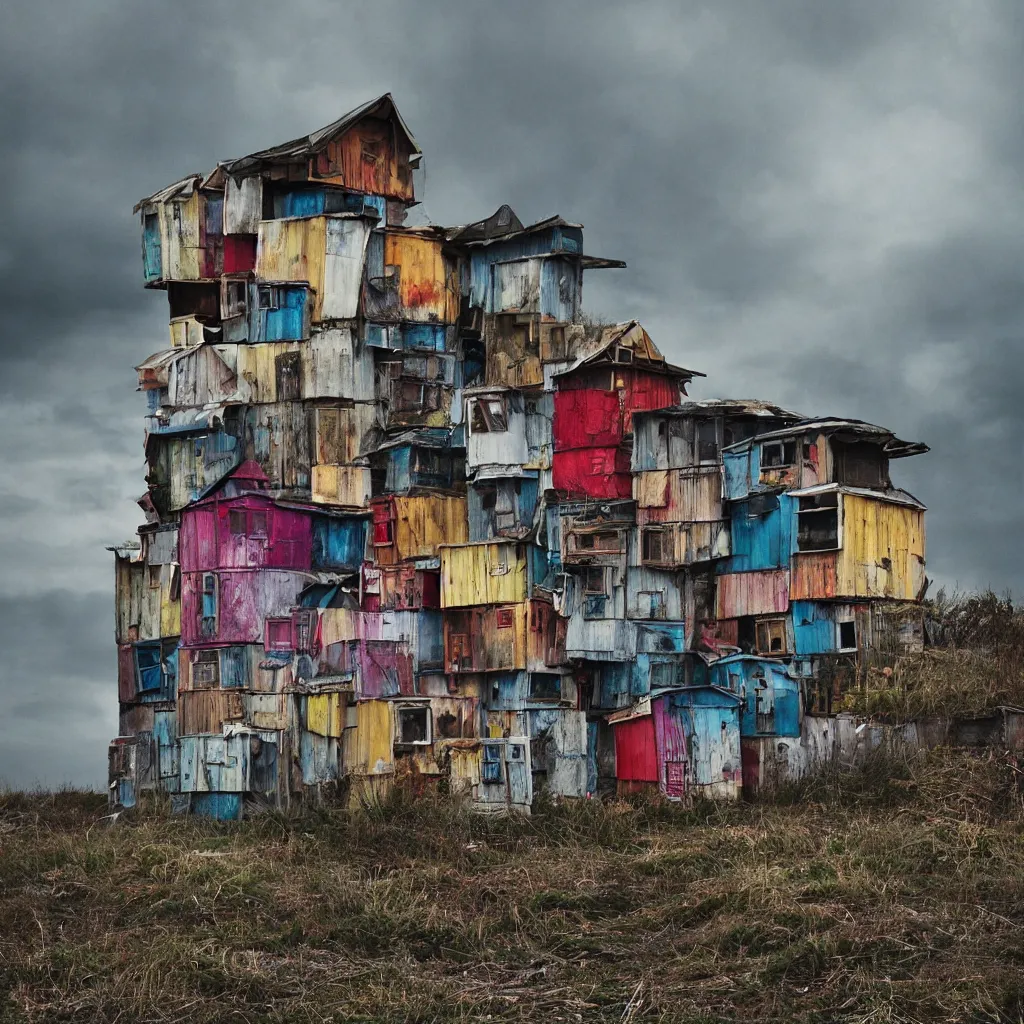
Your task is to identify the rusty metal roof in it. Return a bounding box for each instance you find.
[722,417,929,458]
[221,93,420,179]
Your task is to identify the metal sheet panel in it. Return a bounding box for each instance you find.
[440,541,527,608]
[224,175,262,234]
[323,217,372,320]
[715,570,790,618]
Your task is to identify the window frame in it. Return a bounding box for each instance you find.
[396,705,432,746]
[761,439,798,469]
[837,619,858,652]
[265,617,293,652]
[192,648,220,688]
[469,396,508,433]
[796,493,841,553]
[755,617,789,656]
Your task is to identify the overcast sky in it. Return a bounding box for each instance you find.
[1,0,1020,789]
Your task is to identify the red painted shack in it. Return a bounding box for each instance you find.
[551,322,702,499]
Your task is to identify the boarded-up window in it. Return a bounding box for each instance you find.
[642,528,668,564]
[316,408,345,464]
[755,618,788,655]
[275,352,301,401]
[496,607,514,629]
[582,566,607,595]
[796,493,839,552]
[638,591,665,620]
[650,661,683,688]
[450,633,471,671]
[265,618,292,652]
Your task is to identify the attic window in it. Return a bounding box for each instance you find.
[796,493,839,552]
[762,440,798,468]
[838,620,857,651]
[470,398,507,432]
[615,347,633,364]
[755,618,788,655]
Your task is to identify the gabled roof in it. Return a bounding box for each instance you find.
[133,174,205,213]
[722,417,929,459]
[221,93,420,179]
[552,320,704,382]
[445,207,626,268]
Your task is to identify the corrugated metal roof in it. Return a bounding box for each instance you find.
[722,418,929,458]
[133,174,205,213]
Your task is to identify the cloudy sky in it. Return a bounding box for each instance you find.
[1,0,1020,789]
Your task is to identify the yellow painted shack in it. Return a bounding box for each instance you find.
[256,215,372,322]
[440,540,529,608]
[790,488,926,601]
[383,231,459,323]
[371,495,468,565]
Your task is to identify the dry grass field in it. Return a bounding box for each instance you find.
[1,747,1022,1023]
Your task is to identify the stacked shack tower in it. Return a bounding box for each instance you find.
[111,94,930,817]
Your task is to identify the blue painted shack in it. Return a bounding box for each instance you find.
[707,654,801,738]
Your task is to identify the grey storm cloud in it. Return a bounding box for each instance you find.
[0,0,1021,788]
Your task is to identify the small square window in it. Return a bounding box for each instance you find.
[265,618,292,652]
[229,509,246,535]
[582,567,607,595]
[192,649,220,688]
[397,706,430,745]
[470,398,507,432]
[529,674,562,701]
[755,618,788,655]
[496,607,514,629]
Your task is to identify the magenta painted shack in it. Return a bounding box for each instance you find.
[181,569,311,646]
[179,461,313,573]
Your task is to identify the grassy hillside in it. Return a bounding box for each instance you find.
[1,748,1022,1023]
